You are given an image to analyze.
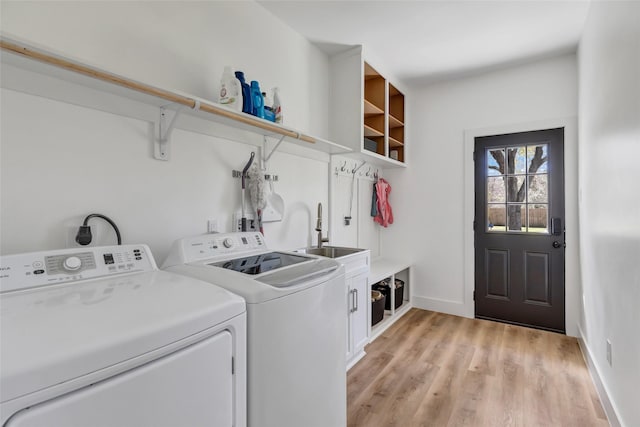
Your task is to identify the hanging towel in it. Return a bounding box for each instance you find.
[374,178,394,227]
[371,181,378,217]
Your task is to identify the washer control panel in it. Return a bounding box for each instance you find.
[0,245,156,292]
[180,232,265,262]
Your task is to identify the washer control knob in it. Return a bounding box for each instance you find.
[223,238,234,248]
[63,256,82,271]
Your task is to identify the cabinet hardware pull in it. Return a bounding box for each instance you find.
[350,289,355,313]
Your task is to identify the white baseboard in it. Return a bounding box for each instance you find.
[412,296,470,318]
[346,350,366,371]
[577,325,622,427]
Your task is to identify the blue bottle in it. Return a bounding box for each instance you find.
[235,71,252,114]
[250,81,265,119]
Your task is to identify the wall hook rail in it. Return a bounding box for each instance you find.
[232,170,278,181]
[333,159,377,181]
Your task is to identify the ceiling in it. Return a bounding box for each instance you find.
[258,0,591,85]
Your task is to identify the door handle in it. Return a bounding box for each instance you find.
[552,241,566,248]
[349,289,355,313]
[353,289,358,312]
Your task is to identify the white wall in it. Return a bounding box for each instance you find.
[578,2,640,426]
[382,55,580,334]
[0,1,331,261]
[1,1,328,138]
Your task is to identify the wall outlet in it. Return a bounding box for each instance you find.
[606,339,612,366]
[207,218,219,233]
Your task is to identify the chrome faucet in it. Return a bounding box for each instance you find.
[315,202,330,248]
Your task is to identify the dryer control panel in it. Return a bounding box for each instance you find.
[0,245,156,292]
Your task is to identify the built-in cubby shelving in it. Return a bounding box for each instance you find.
[368,259,412,340]
[329,46,407,168]
[0,37,352,159]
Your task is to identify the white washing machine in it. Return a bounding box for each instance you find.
[0,244,246,427]
[163,232,346,427]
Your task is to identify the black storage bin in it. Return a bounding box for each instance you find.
[371,290,385,326]
[373,279,405,310]
[392,279,405,309]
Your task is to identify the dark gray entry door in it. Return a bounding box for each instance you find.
[474,128,565,333]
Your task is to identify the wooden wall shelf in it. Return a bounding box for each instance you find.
[0,37,352,159]
[364,125,384,138]
[364,99,384,116]
[388,115,404,128]
[389,137,404,148]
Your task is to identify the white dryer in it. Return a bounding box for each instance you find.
[163,232,347,427]
[0,244,246,427]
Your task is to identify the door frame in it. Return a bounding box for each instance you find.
[463,117,580,337]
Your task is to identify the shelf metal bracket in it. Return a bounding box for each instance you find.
[154,100,201,161]
[263,135,286,163]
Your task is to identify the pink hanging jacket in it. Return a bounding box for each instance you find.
[374,178,394,227]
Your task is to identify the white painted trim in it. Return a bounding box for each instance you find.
[463,117,580,336]
[577,325,622,427]
[412,296,467,317]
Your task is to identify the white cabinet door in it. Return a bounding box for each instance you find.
[341,251,371,369]
[350,271,370,355]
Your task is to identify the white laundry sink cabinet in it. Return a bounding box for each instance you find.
[335,250,371,370]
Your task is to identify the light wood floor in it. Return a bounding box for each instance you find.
[347,309,608,427]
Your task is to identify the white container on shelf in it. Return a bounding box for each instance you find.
[218,66,242,111]
[272,87,283,124]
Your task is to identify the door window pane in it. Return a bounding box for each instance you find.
[528,204,548,233]
[507,204,526,231]
[527,145,548,173]
[487,204,505,232]
[487,149,504,176]
[506,176,525,202]
[528,175,548,203]
[487,177,506,203]
[507,146,527,174]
